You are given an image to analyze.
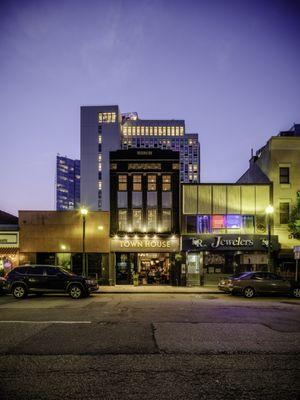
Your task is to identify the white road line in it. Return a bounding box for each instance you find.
[0,321,92,324]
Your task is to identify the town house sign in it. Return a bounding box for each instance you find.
[110,236,180,252]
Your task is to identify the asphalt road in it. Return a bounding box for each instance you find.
[0,292,299,399]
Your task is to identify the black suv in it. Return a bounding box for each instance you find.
[5,265,98,299]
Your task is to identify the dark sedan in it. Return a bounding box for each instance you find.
[219,271,300,298]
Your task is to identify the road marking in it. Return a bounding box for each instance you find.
[0,321,92,324]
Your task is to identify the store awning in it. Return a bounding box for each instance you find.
[0,248,19,255]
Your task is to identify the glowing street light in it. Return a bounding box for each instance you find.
[80,207,88,277]
[265,205,274,272]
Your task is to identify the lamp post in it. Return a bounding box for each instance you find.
[80,207,88,277]
[265,205,274,272]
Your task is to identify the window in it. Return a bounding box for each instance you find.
[147,175,156,191]
[46,267,59,276]
[197,215,211,233]
[132,209,142,231]
[117,192,127,208]
[279,167,290,184]
[133,175,142,191]
[132,191,142,207]
[162,192,172,208]
[98,112,116,123]
[28,266,45,275]
[242,215,254,234]
[147,209,157,231]
[118,175,127,191]
[212,215,226,229]
[280,202,290,224]
[162,209,172,232]
[162,175,171,191]
[186,216,197,233]
[118,210,127,231]
[147,192,157,207]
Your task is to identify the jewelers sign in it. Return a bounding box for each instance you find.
[182,235,279,252]
[110,237,180,252]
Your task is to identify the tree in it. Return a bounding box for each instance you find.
[288,206,300,239]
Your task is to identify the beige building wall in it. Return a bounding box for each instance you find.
[19,211,110,253]
[254,136,300,250]
[183,184,271,220]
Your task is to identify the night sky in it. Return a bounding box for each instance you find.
[0,0,299,216]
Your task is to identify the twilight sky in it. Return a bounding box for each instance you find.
[0,0,300,216]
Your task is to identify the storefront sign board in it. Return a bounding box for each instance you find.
[110,237,180,252]
[182,234,279,252]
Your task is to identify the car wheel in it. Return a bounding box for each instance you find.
[69,284,83,299]
[243,287,255,298]
[12,284,27,299]
[292,287,300,298]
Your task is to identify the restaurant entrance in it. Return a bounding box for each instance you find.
[115,252,171,285]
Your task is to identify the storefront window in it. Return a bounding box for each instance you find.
[212,215,226,229]
[242,215,254,234]
[255,214,266,233]
[226,215,241,229]
[197,215,211,233]
[186,216,197,233]
[56,253,71,270]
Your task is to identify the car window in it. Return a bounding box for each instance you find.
[45,267,59,276]
[251,273,263,280]
[28,266,46,275]
[14,267,29,275]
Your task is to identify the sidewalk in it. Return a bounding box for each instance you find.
[96,285,220,294]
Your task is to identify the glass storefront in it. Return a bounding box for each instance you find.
[116,252,171,285]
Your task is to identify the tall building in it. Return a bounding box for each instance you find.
[121,114,200,183]
[80,105,200,211]
[80,106,121,211]
[110,149,181,285]
[56,155,80,210]
[237,124,300,275]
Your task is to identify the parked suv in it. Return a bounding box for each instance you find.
[5,265,98,299]
[224,271,300,298]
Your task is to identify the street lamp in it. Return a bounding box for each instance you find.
[80,207,88,277]
[265,205,274,272]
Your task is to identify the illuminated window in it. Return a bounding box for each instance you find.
[98,181,102,190]
[118,175,127,191]
[212,215,226,229]
[162,209,171,232]
[128,126,132,135]
[141,126,145,135]
[171,127,175,135]
[132,126,136,135]
[154,126,157,135]
[132,209,142,231]
[98,135,102,144]
[147,175,156,191]
[197,215,211,234]
[147,209,157,231]
[226,215,241,229]
[162,175,171,191]
[98,112,116,123]
[137,126,140,135]
[118,210,127,231]
[133,175,142,191]
[159,127,163,136]
[180,126,184,135]
[123,126,127,134]
[146,126,149,135]
[167,126,171,135]
[98,163,102,171]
